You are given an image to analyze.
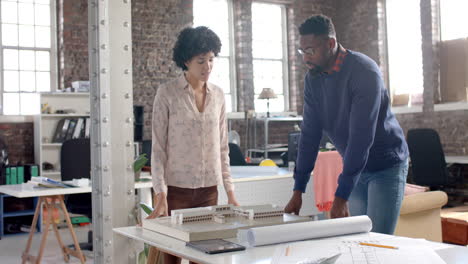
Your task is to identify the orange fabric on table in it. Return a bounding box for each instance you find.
[313,151,343,212]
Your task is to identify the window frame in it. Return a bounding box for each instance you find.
[252,2,289,112]
[0,0,58,115]
[193,0,237,112]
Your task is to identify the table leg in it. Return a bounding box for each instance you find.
[58,195,86,263]
[46,197,71,262]
[21,197,43,264]
[21,195,86,264]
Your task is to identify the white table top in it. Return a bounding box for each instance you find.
[0,173,153,198]
[230,166,292,181]
[0,183,91,198]
[446,155,468,164]
[114,226,468,264]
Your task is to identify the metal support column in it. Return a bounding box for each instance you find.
[88,0,135,263]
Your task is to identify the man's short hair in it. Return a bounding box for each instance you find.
[299,14,336,37]
[172,26,221,71]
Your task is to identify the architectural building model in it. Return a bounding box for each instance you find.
[142,204,310,242]
[171,204,284,224]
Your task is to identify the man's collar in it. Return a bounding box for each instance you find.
[325,44,347,74]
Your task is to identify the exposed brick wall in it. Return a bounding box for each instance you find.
[290,0,336,115]
[396,110,468,155]
[58,0,89,90]
[233,0,254,112]
[0,123,34,165]
[132,0,192,140]
[334,0,380,63]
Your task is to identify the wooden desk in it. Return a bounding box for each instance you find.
[114,226,468,264]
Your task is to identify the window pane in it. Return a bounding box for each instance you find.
[3,49,19,70]
[2,24,19,46]
[3,70,19,92]
[19,50,35,71]
[20,93,39,115]
[35,0,50,4]
[18,3,34,25]
[35,26,50,48]
[19,25,35,47]
[253,60,283,95]
[252,3,283,59]
[210,57,230,93]
[440,0,468,41]
[35,50,50,71]
[1,1,18,24]
[193,0,230,56]
[386,0,423,96]
[36,71,50,92]
[20,71,36,91]
[34,4,50,26]
[3,93,20,115]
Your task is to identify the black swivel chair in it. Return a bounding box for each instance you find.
[407,128,462,190]
[229,143,247,166]
[61,138,92,251]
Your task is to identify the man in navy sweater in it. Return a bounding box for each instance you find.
[285,15,409,234]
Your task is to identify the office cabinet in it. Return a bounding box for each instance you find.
[0,194,41,238]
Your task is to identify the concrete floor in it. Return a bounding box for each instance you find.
[0,225,93,264]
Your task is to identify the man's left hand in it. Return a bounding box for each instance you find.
[330,196,350,218]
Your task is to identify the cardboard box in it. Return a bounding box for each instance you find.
[439,38,468,103]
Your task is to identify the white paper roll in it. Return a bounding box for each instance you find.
[238,215,372,247]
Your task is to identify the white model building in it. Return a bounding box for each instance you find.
[170,204,284,225]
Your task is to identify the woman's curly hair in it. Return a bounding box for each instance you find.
[172,26,222,71]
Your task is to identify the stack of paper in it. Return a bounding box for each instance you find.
[28,176,76,188]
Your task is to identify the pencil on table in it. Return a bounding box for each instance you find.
[359,242,398,249]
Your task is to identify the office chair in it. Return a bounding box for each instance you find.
[229,143,247,166]
[141,140,152,166]
[407,128,461,190]
[61,138,92,251]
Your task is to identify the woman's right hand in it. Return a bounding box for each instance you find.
[146,192,169,219]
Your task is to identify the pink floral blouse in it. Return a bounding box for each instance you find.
[151,75,233,195]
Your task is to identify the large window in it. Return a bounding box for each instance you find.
[193,0,235,112]
[0,0,56,115]
[252,2,287,113]
[386,0,423,105]
[440,0,468,41]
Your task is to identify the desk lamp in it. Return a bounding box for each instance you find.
[258,88,277,118]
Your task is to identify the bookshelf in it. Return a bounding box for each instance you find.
[34,93,90,181]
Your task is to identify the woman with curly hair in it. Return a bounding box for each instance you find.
[147,26,239,264]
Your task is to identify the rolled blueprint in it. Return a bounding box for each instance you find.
[238,215,372,247]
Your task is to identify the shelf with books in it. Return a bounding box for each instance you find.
[41,143,62,147]
[42,171,61,176]
[40,114,90,117]
[34,93,90,181]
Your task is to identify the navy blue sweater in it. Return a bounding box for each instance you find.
[294,50,408,200]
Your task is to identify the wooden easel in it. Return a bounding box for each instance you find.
[21,195,86,264]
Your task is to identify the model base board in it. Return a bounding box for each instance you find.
[142,204,311,241]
